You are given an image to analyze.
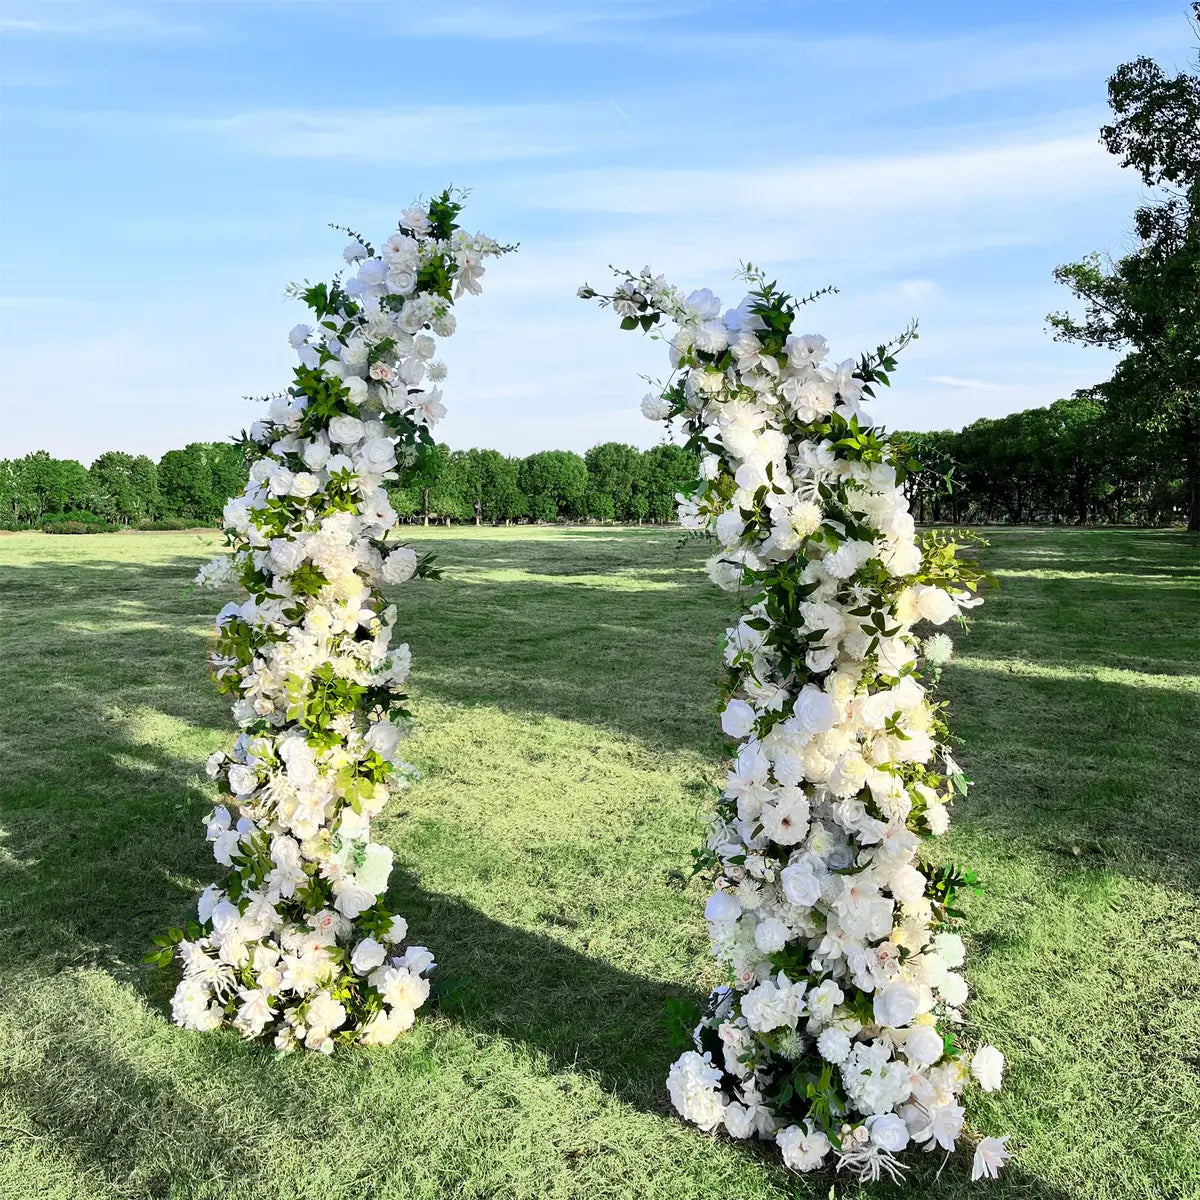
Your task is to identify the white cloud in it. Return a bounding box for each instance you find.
[97,101,648,166]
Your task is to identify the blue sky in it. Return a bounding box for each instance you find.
[1,0,1195,463]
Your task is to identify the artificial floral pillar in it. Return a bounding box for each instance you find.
[584,268,1010,1183]
[154,191,509,1052]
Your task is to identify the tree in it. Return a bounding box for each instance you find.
[519,450,588,522]
[455,447,526,523]
[584,441,644,522]
[129,454,161,520]
[91,450,152,524]
[157,442,246,523]
[396,442,451,526]
[159,445,214,521]
[1050,5,1200,529]
[638,444,697,523]
[428,451,472,524]
[9,451,93,520]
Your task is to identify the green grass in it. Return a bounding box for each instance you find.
[0,525,1197,1200]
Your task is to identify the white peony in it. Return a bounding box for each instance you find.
[640,392,672,420]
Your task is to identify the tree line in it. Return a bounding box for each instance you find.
[898,395,1183,527]
[0,442,700,530]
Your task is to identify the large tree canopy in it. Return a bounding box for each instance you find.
[1049,3,1200,528]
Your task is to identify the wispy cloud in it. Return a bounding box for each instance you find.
[102,101,647,166]
[927,375,1020,392]
[529,132,1124,217]
[402,0,704,42]
[0,1,202,38]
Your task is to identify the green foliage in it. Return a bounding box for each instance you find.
[1049,6,1200,529]
[518,450,589,522]
[895,394,1186,527]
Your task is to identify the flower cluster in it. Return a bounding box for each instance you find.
[155,191,509,1052]
[585,268,1008,1181]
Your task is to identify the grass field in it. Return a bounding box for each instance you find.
[0,525,1197,1200]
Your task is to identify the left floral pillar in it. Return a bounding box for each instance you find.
[155,191,510,1052]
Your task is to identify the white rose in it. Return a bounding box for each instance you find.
[329,415,365,445]
[720,698,756,740]
[227,764,257,796]
[704,891,741,924]
[780,862,821,908]
[914,585,958,625]
[904,1023,944,1067]
[867,1113,910,1152]
[350,937,388,975]
[383,916,409,944]
[267,466,294,497]
[873,981,920,1028]
[971,1044,1005,1091]
[302,438,331,470]
[359,437,397,471]
[388,266,417,294]
[382,547,419,584]
[290,472,319,498]
[287,323,311,348]
[343,376,369,403]
[794,684,836,735]
[365,719,401,761]
[269,538,306,576]
[333,881,376,919]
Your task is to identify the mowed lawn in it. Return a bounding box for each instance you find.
[0,525,1197,1200]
